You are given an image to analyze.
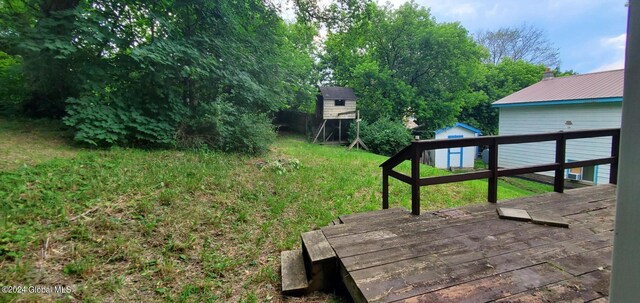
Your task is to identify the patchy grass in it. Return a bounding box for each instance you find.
[0,118,78,170]
[0,120,551,302]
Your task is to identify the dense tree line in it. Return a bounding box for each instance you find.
[316,1,572,136]
[0,0,571,153]
[320,2,485,132]
[1,0,318,152]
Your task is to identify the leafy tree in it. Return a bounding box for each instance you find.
[459,59,546,134]
[0,0,317,153]
[279,21,321,113]
[1,0,83,117]
[322,2,486,133]
[553,67,577,77]
[349,117,412,156]
[0,51,26,115]
[476,23,560,68]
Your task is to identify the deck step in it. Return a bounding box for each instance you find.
[301,230,337,292]
[281,249,308,296]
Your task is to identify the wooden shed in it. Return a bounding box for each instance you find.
[316,87,357,120]
[427,122,482,169]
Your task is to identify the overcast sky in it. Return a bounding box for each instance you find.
[277,0,629,73]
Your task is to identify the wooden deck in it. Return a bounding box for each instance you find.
[321,185,616,303]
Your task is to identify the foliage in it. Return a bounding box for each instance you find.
[351,118,412,156]
[476,23,560,68]
[177,102,276,155]
[554,67,578,77]
[0,0,577,152]
[459,59,546,134]
[257,158,302,175]
[347,61,421,123]
[280,22,321,113]
[321,2,486,132]
[0,52,26,116]
[0,0,317,153]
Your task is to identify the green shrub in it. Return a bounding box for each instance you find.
[177,102,275,155]
[350,118,412,156]
[64,93,185,147]
[0,52,27,116]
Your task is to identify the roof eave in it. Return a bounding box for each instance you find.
[492,97,623,108]
[434,122,482,135]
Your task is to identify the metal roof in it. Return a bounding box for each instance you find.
[319,87,357,100]
[492,69,624,107]
[435,122,482,135]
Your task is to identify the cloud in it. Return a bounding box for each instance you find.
[591,58,625,72]
[601,33,627,50]
[417,1,480,21]
[449,3,478,18]
[591,33,627,72]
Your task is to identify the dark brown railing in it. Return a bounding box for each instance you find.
[380,128,620,215]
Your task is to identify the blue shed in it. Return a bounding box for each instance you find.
[429,122,482,169]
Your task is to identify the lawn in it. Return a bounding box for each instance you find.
[0,119,551,302]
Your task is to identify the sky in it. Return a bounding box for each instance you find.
[276,0,630,73]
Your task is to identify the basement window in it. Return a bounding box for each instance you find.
[334,99,346,106]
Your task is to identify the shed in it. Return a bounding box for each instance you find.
[428,122,482,169]
[316,87,356,120]
[492,69,624,185]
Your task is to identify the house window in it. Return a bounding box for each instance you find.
[569,167,583,176]
[334,99,346,106]
[566,160,597,183]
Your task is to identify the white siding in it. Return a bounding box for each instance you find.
[498,102,622,184]
[323,99,356,119]
[433,127,479,169]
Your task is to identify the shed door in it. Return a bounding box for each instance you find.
[447,135,463,168]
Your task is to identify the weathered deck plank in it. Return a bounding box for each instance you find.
[396,263,573,303]
[323,185,616,303]
[353,234,611,302]
[494,269,610,303]
[339,207,410,224]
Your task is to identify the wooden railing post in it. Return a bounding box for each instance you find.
[380,128,620,212]
[382,167,389,209]
[411,142,421,215]
[554,133,566,193]
[610,130,620,184]
[488,140,498,203]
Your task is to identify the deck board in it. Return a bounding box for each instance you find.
[323,185,616,303]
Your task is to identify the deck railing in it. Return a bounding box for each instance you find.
[380,128,620,215]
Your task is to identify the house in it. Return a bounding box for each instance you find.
[492,69,624,184]
[427,122,482,169]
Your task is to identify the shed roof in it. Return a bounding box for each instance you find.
[492,69,624,107]
[435,122,482,135]
[319,87,357,100]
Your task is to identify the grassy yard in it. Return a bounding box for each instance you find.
[0,119,551,302]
